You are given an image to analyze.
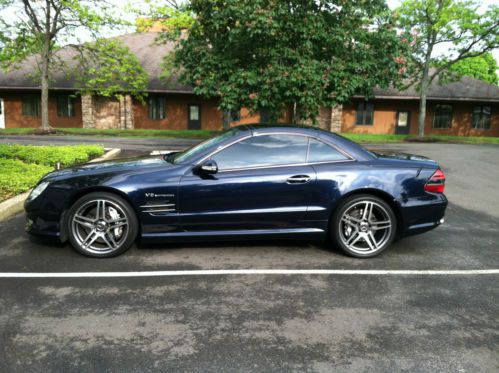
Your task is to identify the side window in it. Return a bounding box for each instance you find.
[472,105,491,129]
[212,134,308,170]
[356,102,374,125]
[308,139,348,163]
[22,94,40,117]
[148,95,166,120]
[57,94,76,117]
[433,105,452,128]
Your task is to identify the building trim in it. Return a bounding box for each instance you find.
[353,95,499,103]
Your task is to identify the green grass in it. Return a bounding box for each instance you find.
[0,159,52,201]
[341,133,499,144]
[0,144,105,201]
[0,127,220,139]
[1,127,498,144]
[341,133,409,143]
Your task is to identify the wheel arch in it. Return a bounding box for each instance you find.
[60,186,141,242]
[329,188,404,236]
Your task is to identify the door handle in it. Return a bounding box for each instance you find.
[287,175,311,184]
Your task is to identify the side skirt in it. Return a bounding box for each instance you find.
[140,228,326,243]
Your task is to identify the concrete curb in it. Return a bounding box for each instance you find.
[0,191,31,221]
[0,148,121,222]
[89,148,121,163]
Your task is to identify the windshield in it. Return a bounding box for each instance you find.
[170,127,244,164]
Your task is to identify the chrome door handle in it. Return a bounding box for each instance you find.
[287,175,311,184]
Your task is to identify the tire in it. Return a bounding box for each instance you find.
[67,192,138,258]
[331,194,397,258]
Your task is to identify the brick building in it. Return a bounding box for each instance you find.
[0,32,497,136]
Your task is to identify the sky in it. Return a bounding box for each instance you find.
[1,0,497,62]
[387,0,499,62]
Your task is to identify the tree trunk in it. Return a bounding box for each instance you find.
[417,78,428,138]
[40,0,52,131]
[40,59,50,130]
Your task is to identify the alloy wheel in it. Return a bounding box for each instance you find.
[338,200,393,255]
[70,199,129,255]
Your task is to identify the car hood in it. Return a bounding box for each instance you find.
[42,156,175,181]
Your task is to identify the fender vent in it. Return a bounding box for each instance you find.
[140,203,176,216]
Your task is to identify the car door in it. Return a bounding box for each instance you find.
[178,133,317,232]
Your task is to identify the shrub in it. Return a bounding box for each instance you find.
[0,159,52,201]
[0,144,105,167]
[0,144,106,201]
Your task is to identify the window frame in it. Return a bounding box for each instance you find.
[199,133,355,173]
[432,104,453,129]
[148,95,167,120]
[56,94,76,117]
[355,101,374,126]
[471,105,491,130]
[22,94,40,117]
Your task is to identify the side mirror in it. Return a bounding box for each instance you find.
[199,159,218,174]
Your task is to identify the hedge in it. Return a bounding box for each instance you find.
[0,144,104,167]
[0,144,105,202]
[0,159,53,201]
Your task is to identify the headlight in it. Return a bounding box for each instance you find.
[27,181,50,202]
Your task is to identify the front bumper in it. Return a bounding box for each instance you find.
[24,187,70,242]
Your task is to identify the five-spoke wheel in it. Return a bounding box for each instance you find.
[67,192,138,257]
[332,195,396,258]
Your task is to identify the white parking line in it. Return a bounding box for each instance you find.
[0,269,498,278]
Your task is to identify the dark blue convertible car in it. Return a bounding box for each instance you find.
[25,125,447,258]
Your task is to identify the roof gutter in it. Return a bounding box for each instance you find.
[353,95,499,103]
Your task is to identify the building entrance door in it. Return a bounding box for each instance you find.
[395,110,410,134]
[188,104,201,129]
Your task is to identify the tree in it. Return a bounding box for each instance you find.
[448,52,498,85]
[159,0,407,123]
[0,0,148,131]
[396,0,498,137]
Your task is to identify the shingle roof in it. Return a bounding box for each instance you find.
[0,32,498,102]
[0,32,193,93]
[373,72,499,102]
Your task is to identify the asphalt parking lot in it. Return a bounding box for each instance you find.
[0,141,498,372]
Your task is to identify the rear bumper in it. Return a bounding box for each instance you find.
[400,194,447,236]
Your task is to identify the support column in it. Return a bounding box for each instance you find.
[119,95,135,129]
[81,94,95,129]
[330,104,343,133]
[125,95,134,129]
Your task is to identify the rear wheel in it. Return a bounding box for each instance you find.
[331,194,396,258]
[67,192,138,258]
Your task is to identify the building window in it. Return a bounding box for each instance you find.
[472,105,491,129]
[57,94,76,117]
[148,95,166,120]
[260,109,270,123]
[433,105,453,128]
[22,94,40,117]
[227,109,240,122]
[356,102,374,125]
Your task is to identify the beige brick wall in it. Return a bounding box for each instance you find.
[302,105,343,132]
[81,94,134,129]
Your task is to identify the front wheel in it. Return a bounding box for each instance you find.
[331,195,397,258]
[67,192,138,258]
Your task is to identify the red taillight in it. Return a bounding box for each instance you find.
[424,168,445,193]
